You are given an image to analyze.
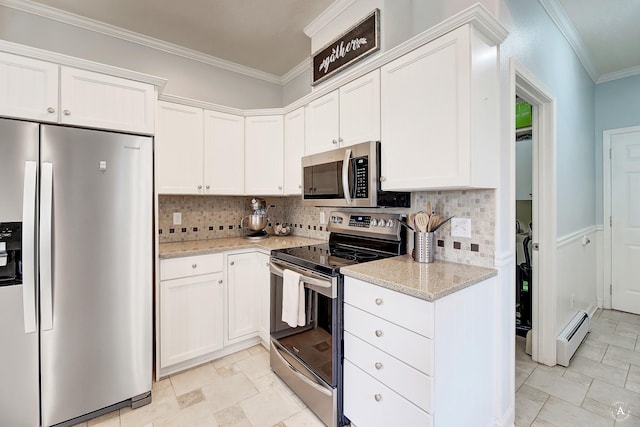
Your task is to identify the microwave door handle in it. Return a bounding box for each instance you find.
[342,148,352,205]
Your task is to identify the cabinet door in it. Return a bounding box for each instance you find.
[160,272,224,368]
[227,253,259,342]
[204,110,245,194]
[60,67,156,134]
[256,253,271,346]
[305,90,339,155]
[283,107,305,195]
[0,52,59,122]
[339,70,380,147]
[245,115,284,195]
[380,27,470,190]
[156,101,204,194]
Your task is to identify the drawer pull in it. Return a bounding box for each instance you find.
[218,279,223,284]
[192,264,197,268]
[374,362,383,370]
[374,393,382,402]
[230,261,235,266]
[375,298,383,305]
[375,329,383,338]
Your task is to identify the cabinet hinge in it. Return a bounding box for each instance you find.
[610,283,613,296]
[609,148,612,159]
[610,216,612,227]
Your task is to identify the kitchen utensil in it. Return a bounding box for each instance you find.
[415,212,429,232]
[414,231,435,263]
[431,216,454,232]
[427,214,439,232]
[408,212,416,229]
[241,214,268,231]
[398,217,414,231]
[426,200,432,215]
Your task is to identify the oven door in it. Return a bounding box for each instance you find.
[269,258,342,427]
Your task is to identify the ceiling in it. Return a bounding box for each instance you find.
[14,0,640,83]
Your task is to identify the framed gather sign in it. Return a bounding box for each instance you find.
[311,9,380,85]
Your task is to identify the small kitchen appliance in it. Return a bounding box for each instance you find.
[241,197,270,240]
[269,211,406,427]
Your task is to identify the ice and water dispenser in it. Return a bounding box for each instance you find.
[0,222,22,286]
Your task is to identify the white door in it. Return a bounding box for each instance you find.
[611,129,640,314]
[245,115,284,195]
[339,69,381,147]
[204,110,245,194]
[305,90,339,155]
[284,107,305,195]
[227,253,259,342]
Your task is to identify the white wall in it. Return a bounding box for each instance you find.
[0,5,283,109]
[594,75,640,224]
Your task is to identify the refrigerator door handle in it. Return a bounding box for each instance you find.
[40,161,54,331]
[22,161,38,334]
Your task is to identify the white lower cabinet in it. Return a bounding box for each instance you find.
[343,276,496,427]
[257,253,271,347]
[226,252,260,342]
[159,254,224,369]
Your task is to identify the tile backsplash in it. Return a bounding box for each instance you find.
[158,189,495,267]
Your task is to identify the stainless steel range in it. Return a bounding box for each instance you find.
[269,211,407,427]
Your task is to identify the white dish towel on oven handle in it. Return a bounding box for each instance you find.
[282,269,306,328]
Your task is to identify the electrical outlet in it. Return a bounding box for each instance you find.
[173,212,182,225]
[451,218,471,238]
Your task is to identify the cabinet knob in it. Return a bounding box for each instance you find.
[278,186,282,190]
[266,263,270,267]
[374,362,383,370]
[332,139,338,144]
[192,264,197,268]
[375,329,383,337]
[380,176,386,182]
[375,298,383,306]
[206,185,210,189]
[47,107,55,114]
[374,394,382,402]
[197,185,203,189]
[298,185,302,189]
[218,279,223,284]
[230,261,235,266]
[63,110,71,116]
[338,137,343,143]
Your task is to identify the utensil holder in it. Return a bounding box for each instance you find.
[414,232,435,263]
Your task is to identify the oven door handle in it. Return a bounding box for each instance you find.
[270,262,332,289]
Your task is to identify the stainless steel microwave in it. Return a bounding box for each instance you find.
[301,141,410,208]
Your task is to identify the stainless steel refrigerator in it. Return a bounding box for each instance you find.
[0,117,153,427]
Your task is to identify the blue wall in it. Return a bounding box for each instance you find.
[594,74,640,224]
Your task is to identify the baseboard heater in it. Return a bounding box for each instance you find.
[556,310,590,367]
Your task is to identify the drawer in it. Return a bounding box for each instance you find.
[160,253,223,280]
[344,331,432,411]
[344,304,433,375]
[344,277,434,338]
[344,360,432,427]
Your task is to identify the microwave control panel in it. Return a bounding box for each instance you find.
[353,156,369,199]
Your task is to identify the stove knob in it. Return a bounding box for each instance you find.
[378,219,386,227]
[386,220,394,227]
[370,218,378,227]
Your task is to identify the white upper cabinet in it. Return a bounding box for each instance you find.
[283,107,305,195]
[60,67,155,134]
[245,115,284,195]
[204,110,245,194]
[380,25,498,191]
[0,52,59,122]
[0,52,156,133]
[305,70,380,155]
[156,101,204,194]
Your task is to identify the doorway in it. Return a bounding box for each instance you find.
[511,59,557,366]
[603,126,640,315]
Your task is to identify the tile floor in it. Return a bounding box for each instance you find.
[516,309,640,426]
[72,344,325,427]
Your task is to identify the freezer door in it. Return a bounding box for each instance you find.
[39,126,153,426]
[0,118,40,427]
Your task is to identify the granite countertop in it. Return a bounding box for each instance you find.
[158,236,326,259]
[341,255,497,302]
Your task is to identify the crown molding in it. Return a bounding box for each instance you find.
[0,0,284,85]
[0,38,168,89]
[538,0,598,82]
[304,0,357,37]
[597,65,640,84]
[281,58,311,85]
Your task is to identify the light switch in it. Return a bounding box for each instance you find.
[451,218,472,238]
[173,212,182,225]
